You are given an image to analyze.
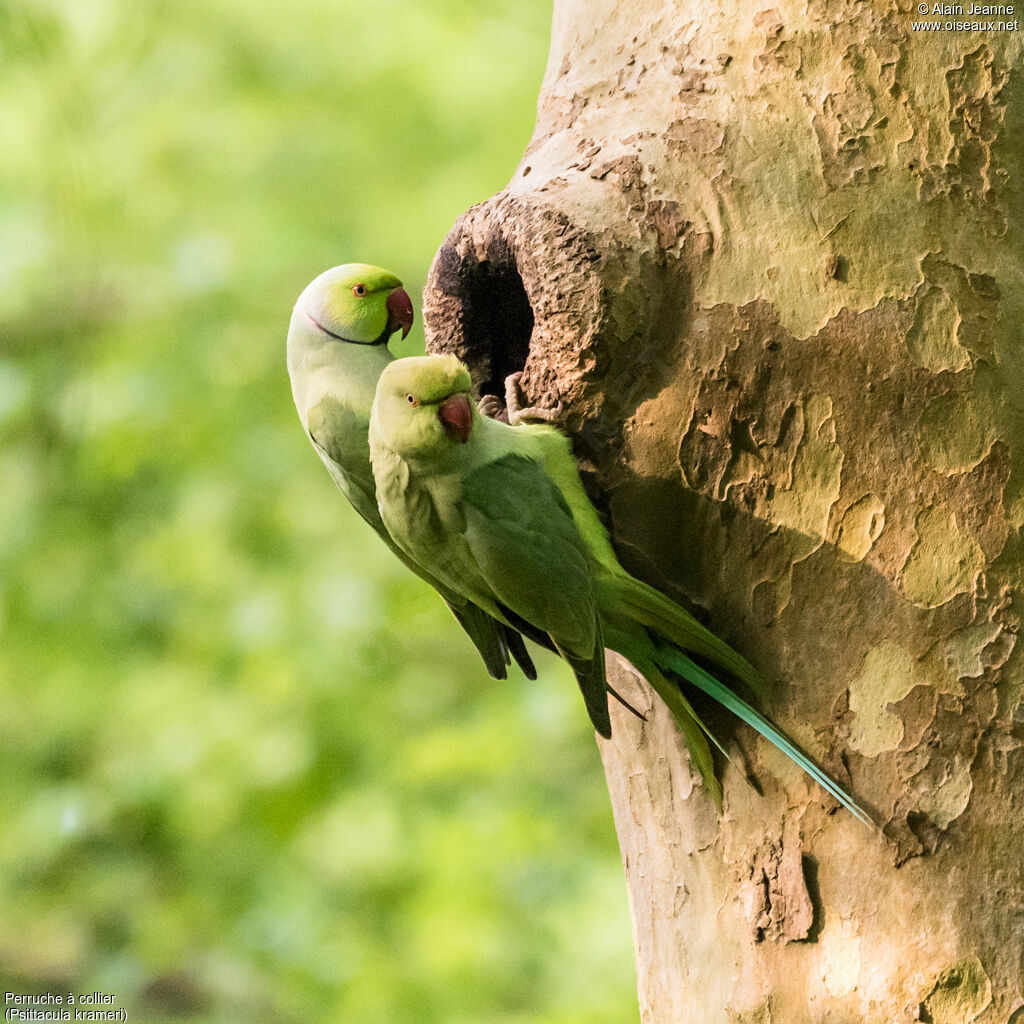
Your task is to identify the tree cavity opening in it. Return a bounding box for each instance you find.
[426,234,535,401]
[460,254,534,398]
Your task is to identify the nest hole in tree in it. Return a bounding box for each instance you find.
[427,237,535,400]
[459,256,534,398]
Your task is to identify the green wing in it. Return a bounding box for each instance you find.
[599,572,764,700]
[306,397,536,681]
[306,397,380,523]
[461,454,610,737]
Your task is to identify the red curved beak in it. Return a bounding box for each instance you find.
[438,394,473,444]
[386,286,414,340]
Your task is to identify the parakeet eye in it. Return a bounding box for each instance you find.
[406,394,418,406]
[352,284,367,296]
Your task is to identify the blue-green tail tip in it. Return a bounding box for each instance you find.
[655,644,874,827]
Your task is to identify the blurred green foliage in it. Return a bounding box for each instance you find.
[0,0,639,1021]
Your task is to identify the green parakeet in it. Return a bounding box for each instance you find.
[369,354,869,822]
[286,263,539,680]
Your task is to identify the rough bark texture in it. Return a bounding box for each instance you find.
[423,2,1024,1020]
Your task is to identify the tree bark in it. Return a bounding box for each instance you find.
[423,2,1024,1020]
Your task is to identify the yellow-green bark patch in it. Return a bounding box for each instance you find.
[901,506,983,608]
[921,956,992,1024]
[917,391,993,475]
[848,641,930,757]
[944,618,1004,681]
[905,286,970,373]
[769,393,843,557]
[917,753,973,829]
[836,493,885,562]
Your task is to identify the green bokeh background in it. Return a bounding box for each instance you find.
[0,1,639,1021]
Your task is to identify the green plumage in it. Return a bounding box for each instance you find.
[369,354,870,823]
[286,264,537,681]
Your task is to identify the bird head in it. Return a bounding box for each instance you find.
[289,263,414,349]
[371,355,476,459]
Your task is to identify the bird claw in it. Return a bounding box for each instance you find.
[477,394,508,422]
[505,371,564,426]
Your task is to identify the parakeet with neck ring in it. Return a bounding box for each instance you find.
[286,264,538,680]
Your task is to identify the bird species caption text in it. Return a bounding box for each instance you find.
[5,993,126,1022]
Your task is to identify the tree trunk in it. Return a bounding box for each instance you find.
[422,2,1024,1020]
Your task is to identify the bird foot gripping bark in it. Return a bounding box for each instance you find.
[505,371,564,425]
[478,372,564,425]
[476,394,508,421]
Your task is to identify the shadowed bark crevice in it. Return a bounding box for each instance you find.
[426,226,534,399]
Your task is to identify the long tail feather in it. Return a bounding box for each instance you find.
[603,573,765,700]
[655,645,873,826]
[446,600,508,680]
[502,626,537,680]
[555,617,612,739]
[630,655,723,811]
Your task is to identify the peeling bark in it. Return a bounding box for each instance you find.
[423,2,1024,1020]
